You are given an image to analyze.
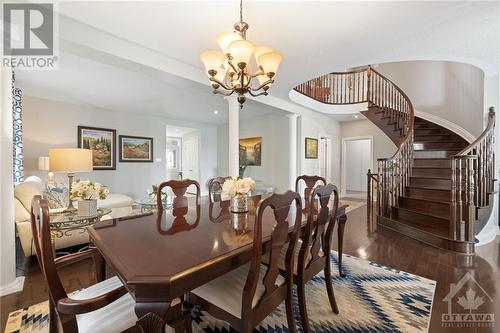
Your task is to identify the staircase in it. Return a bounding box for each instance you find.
[295,66,496,254]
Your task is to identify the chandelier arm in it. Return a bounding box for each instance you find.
[248,90,268,97]
[227,60,239,73]
[210,77,233,91]
[213,89,235,97]
[249,79,274,91]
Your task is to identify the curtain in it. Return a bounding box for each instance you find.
[12,72,23,185]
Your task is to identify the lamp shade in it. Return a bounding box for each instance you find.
[49,148,93,173]
[200,49,225,74]
[216,32,242,54]
[254,45,274,65]
[227,39,255,66]
[38,157,50,171]
[258,52,282,75]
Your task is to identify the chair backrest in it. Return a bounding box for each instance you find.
[295,175,326,212]
[241,190,302,317]
[156,179,201,231]
[299,184,339,274]
[30,196,70,319]
[208,176,229,203]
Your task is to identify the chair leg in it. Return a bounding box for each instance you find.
[286,284,298,333]
[49,299,57,333]
[324,261,339,314]
[182,297,193,333]
[297,283,311,333]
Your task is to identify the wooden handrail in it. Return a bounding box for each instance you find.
[450,107,496,241]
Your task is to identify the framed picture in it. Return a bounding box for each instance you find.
[78,126,116,170]
[239,137,262,166]
[305,137,318,159]
[119,135,154,162]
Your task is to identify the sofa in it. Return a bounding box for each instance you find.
[14,176,134,256]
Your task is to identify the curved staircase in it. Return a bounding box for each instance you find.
[295,66,496,254]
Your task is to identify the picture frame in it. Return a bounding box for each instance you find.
[239,137,262,166]
[119,135,154,162]
[78,126,116,170]
[305,137,318,159]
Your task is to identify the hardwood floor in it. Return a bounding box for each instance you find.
[2,203,499,332]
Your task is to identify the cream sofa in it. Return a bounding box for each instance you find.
[15,176,134,256]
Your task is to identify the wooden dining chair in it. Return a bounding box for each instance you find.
[30,195,140,333]
[188,191,303,333]
[264,184,340,333]
[207,176,229,203]
[295,175,326,213]
[156,179,201,235]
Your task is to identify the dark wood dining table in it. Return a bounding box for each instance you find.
[87,195,347,332]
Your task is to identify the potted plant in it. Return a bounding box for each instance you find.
[222,177,256,213]
[70,180,109,216]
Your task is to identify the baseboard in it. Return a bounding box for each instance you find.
[0,276,25,297]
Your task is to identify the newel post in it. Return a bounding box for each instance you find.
[450,158,457,239]
[367,169,372,220]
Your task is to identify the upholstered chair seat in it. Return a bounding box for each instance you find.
[191,263,285,319]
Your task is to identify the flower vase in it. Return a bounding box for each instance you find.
[231,194,248,213]
[78,199,98,217]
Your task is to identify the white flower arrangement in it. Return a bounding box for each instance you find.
[70,180,109,201]
[222,177,256,197]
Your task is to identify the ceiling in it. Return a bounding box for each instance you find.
[17,1,500,122]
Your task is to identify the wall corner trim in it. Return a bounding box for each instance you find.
[0,276,25,297]
[414,109,475,143]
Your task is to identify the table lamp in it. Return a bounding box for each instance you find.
[49,148,93,212]
[38,156,55,185]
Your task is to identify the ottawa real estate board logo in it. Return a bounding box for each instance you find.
[442,272,495,328]
[2,2,58,70]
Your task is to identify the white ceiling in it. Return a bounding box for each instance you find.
[17,1,500,122]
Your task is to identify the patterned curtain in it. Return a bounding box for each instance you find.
[12,72,23,185]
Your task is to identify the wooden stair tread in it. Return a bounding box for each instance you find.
[411,176,451,180]
[391,217,450,238]
[407,186,450,191]
[395,206,450,222]
[400,195,450,205]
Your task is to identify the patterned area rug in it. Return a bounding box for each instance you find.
[5,252,435,333]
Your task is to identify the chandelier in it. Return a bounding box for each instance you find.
[199,0,282,108]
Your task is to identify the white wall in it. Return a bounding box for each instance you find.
[218,113,290,192]
[377,61,485,137]
[298,110,342,187]
[23,96,218,198]
[341,119,397,162]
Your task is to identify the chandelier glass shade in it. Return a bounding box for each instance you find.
[199,1,282,108]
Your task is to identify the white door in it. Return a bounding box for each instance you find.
[318,137,331,183]
[344,139,371,192]
[166,137,182,180]
[182,138,199,182]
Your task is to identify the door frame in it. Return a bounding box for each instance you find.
[318,133,333,184]
[341,136,373,197]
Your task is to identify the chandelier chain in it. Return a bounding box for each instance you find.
[240,0,243,23]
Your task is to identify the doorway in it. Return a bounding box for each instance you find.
[166,126,200,184]
[318,135,332,183]
[342,136,373,197]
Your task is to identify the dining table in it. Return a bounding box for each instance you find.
[87,194,348,333]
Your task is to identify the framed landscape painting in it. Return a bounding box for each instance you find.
[305,137,318,159]
[119,135,154,162]
[239,137,262,166]
[78,126,116,170]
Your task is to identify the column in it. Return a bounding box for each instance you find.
[0,70,24,296]
[287,114,300,190]
[226,96,239,177]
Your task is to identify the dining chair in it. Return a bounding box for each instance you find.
[187,191,303,333]
[295,175,326,213]
[157,179,201,218]
[264,184,340,333]
[207,176,229,203]
[29,195,150,333]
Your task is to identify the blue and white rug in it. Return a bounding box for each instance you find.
[5,252,435,333]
